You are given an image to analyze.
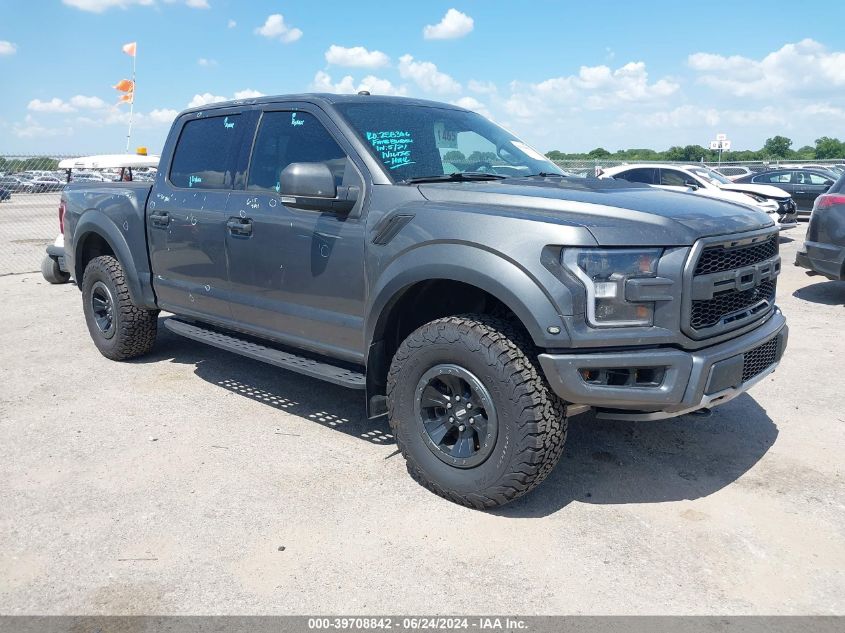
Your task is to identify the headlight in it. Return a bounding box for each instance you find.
[562,248,662,327]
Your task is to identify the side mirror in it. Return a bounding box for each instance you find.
[279,162,357,214]
[685,181,699,190]
[825,180,834,187]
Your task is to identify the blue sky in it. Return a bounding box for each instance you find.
[1,0,844,155]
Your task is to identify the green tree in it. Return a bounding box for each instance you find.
[443,150,466,162]
[814,137,844,159]
[763,136,793,158]
[587,147,611,158]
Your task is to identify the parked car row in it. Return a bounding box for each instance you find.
[600,163,798,225]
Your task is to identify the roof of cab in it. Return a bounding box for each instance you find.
[181,93,468,116]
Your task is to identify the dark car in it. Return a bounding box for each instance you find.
[796,174,845,280]
[0,187,11,202]
[736,169,838,215]
[0,175,35,193]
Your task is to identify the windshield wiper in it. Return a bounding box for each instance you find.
[523,172,569,178]
[404,172,507,184]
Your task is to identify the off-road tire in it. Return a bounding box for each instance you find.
[387,314,568,509]
[41,254,70,284]
[81,255,158,360]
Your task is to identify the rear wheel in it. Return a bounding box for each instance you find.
[387,314,568,509]
[81,255,158,360]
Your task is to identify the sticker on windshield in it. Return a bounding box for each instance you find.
[291,112,304,127]
[433,121,458,149]
[510,140,547,162]
[366,130,415,170]
[223,116,235,129]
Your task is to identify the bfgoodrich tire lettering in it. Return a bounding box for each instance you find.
[387,314,568,509]
[81,255,158,360]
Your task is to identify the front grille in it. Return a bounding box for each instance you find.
[685,231,780,339]
[742,337,779,382]
[694,235,778,275]
[691,280,776,330]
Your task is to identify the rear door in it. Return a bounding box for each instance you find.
[147,109,246,321]
[793,171,835,210]
[224,106,369,362]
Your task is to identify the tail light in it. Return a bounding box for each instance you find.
[815,193,845,210]
[58,200,66,234]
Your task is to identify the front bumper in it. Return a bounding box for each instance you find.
[538,310,787,421]
[796,241,845,280]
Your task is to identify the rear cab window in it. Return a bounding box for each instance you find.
[169,114,242,189]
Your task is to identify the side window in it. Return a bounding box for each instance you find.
[169,114,241,189]
[808,172,832,185]
[660,169,689,186]
[755,172,790,184]
[616,168,655,184]
[247,111,348,192]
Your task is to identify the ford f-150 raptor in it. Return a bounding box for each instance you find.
[60,94,788,508]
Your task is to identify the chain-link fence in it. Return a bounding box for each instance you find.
[0,155,80,276]
[551,158,845,177]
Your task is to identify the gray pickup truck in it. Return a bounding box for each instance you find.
[60,93,788,508]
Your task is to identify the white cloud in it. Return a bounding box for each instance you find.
[255,14,302,44]
[12,115,73,138]
[197,57,217,67]
[187,89,265,108]
[148,108,179,124]
[28,98,75,113]
[188,92,227,108]
[70,95,107,109]
[505,61,678,120]
[688,39,845,98]
[0,40,16,56]
[398,55,461,94]
[325,45,389,68]
[62,0,207,11]
[311,71,407,96]
[468,79,497,95]
[227,19,236,28]
[452,96,491,120]
[233,89,264,100]
[423,8,473,40]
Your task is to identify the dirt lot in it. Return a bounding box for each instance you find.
[0,224,843,615]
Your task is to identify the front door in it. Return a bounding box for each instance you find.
[225,107,368,362]
[792,171,834,210]
[147,110,245,321]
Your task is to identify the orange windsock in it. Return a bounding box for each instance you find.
[122,42,137,57]
[117,93,134,105]
[114,79,134,92]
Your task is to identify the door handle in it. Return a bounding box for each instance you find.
[795,190,806,194]
[227,217,253,237]
[150,211,170,228]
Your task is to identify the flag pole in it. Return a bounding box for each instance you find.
[125,46,136,152]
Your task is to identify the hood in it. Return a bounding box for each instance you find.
[720,182,790,199]
[417,177,774,246]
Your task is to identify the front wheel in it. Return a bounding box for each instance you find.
[387,314,568,509]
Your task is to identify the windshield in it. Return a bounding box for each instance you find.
[689,167,731,185]
[334,102,564,182]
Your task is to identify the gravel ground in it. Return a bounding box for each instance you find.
[0,223,843,615]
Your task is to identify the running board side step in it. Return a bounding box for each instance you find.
[163,318,366,390]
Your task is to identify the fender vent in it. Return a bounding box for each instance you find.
[372,213,414,245]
